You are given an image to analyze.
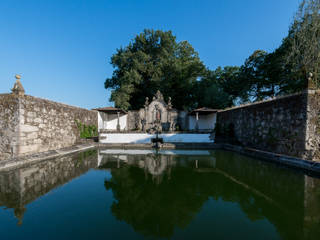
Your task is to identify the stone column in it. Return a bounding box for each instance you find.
[116,112,121,131]
[195,112,199,131]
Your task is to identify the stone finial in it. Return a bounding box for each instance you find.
[307,72,317,90]
[11,74,25,96]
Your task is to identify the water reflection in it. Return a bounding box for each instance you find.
[0,150,98,225]
[0,149,319,240]
[100,149,320,239]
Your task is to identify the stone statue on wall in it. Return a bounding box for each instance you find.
[155,104,161,122]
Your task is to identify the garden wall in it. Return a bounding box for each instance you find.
[0,94,20,161]
[0,93,97,160]
[216,90,320,161]
[306,90,320,160]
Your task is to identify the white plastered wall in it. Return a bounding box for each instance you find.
[98,112,127,131]
[99,133,213,144]
[188,113,217,130]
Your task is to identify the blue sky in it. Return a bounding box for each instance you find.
[0,0,300,109]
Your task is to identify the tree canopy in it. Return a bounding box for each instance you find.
[287,0,320,88]
[105,1,320,110]
[105,29,206,110]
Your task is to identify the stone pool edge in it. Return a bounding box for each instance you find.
[0,143,97,171]
[221,144,320,175]
[1,142,320,175]
[98,143,320,174]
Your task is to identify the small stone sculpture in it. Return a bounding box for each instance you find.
[155,90,164,100]
[167,97,172,110]
[144,97,149,108]
[11,74,25,96]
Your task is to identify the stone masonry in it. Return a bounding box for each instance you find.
[306,90,320,161]
[217,90,320,162]
[0,94,20,160]
[0,78,97,160]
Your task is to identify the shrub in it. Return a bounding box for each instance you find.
[75,120,98,138]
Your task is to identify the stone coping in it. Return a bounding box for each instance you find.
[221,144,320,176]
[218,90,319,113]
[98,143,219,150]
[0,143,97,171]
[219,91,306,113]
[23,94,96,112]
[99,131,213,134]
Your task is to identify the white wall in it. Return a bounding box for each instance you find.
[99,149,211,155]
[100,133,213,144]
[98,112,104,131]
[188,113,216,130]
[98,112,127,131]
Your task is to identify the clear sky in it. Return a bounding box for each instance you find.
[0,0,301,109]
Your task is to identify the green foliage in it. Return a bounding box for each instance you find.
[286,0,320,88]
[105,29,206,110]
[105,2,320,111]
[76,120,98,138]
[195,69,235,109]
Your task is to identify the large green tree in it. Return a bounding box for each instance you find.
[105,29,206,110]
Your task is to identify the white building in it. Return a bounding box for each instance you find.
[188,107,218,132]
[94,107,128,132]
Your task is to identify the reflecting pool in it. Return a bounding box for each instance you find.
[0,149,319,239]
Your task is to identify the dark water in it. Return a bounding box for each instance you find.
[0,149,319,240]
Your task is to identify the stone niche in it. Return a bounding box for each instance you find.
[139,91,178,132]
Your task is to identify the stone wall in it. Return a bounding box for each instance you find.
[18,95,97,156]
[306,90,320,161]
[127,110,140,130]
[217,92,312,160]
[0,94,20,161]
[0,93,97,160]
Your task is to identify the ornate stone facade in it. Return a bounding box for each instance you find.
[139,90,178,133]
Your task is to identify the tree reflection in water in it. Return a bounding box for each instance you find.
[101,150,320,240]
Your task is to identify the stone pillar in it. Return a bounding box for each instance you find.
[116,112,121,131]
[195,112,199,131]
[143,97,149,132]
[307,72,317,90]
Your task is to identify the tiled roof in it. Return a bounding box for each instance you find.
[92,107,127,114]
[189,107,219,115]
